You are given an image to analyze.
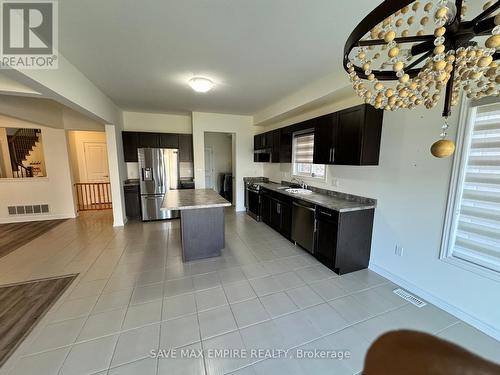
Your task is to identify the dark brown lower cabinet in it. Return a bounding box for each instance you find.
[256,188,374,275]
[261,191,271,225]
[315,207,374,275]
[269,198,292,239]
[261,189,292,239]
[279,201,292,239]
[314,208,339,270]
[124,185,141,219]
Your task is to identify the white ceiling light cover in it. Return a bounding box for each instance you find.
[188,77,215,93]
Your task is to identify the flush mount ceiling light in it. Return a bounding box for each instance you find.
[188,77,215,93]
[343,0,500,158]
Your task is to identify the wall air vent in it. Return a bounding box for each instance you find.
[7,204,50,215]
[393,288,427,308]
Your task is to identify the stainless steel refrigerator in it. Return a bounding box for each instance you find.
[138,148,180,221]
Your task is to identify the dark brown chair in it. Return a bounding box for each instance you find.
[364,330,500,375]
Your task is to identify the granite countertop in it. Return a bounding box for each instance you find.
[258,182,376,213]
[124,179,140,186]
[161,189,231,211]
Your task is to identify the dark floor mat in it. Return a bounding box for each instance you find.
[0,219,67,259]
[0,274,78,367]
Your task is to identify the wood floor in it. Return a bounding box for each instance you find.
[0,219,67,259]
[0,275,77,367]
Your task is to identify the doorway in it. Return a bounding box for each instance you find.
[204,132,234,203]
[68,131,112,211]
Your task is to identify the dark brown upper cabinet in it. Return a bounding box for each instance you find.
[254,129,283,163]
[312,114,336,165]
[122,132,193,163]
[159,133,179,149]
[178,134,193,162]
[254,133,267,150]
[122,132,139,162]
[313,104,383,166]
[279,131,292,163]
[254,104,383,166]
[271,130,281,163]
[138,132,160,148]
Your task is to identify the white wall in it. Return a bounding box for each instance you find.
[5,55,126,226]
[261,95,500,339]
[204,132,233,192]
[122,111,192,133]
[192,112,262,211]
[6,53,121,125]
[0,116,76,222]
[0,95,65,129]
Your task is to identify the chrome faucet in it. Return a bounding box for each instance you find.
[291,177,307,190]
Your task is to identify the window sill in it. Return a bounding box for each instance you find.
[0,177,49,183]
[440,255,500,283]
[291,174,326,183]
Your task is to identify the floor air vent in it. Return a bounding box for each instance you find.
[393,288,427,308]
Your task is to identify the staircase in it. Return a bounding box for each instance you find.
[8,128,41,178]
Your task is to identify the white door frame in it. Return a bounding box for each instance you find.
[204,146,214,190]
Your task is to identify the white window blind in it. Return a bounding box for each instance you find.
[449,103,500,273]
[294,133,314,163]
[292,132,325,179]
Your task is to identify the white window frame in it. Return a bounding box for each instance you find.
[291,129,326,181]
[440,96,500,282]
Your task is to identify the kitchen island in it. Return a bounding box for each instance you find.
[161,189,231,262]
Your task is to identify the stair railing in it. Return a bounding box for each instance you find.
[8,128,41,178]
[12,163,33,178]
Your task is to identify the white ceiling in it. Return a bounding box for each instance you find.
[58,0,380,115]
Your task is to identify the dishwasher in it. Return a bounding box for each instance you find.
[291,199,316,254]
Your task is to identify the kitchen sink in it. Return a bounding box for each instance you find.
[285,188,313,195]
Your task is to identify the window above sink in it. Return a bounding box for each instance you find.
[292,131,326,180]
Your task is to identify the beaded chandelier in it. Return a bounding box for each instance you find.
[343,0,499,158]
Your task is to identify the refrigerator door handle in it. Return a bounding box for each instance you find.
[158,151,164,191]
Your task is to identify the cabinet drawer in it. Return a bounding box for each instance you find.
[124,185,139,193]
[316,207,339,223]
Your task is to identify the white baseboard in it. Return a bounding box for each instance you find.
[0,213,75,224]
[369,263,500,341]
[114,216,127,227]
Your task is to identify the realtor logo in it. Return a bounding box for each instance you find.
[0,0,58,69]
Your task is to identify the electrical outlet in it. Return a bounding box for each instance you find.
[394,245,404,257]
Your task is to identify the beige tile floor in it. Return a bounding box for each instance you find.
[1,209,499,375]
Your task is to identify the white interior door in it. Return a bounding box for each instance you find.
[204,146,214,190]
[84,142,109,182]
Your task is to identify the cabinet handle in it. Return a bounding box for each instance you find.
[292,202,315,212]
[329,148,332,163]
[332,148,335,163]
[320,210,333,217]
[314,219,317,232]
[277,203,281,214]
